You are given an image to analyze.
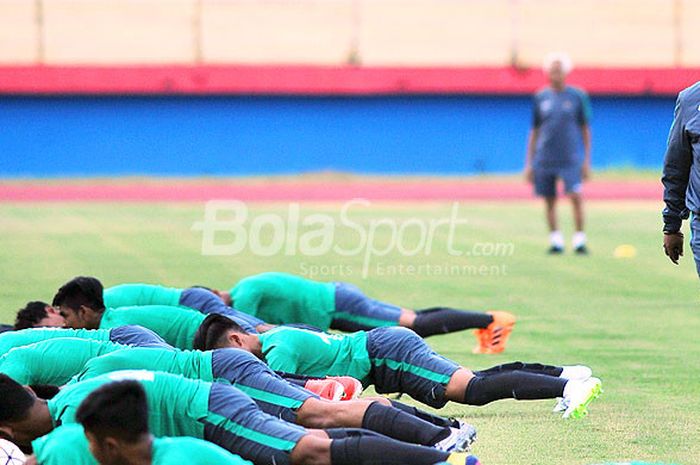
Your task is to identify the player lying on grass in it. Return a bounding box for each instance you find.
[15,289,262,333]
[102,283,271,332]
[29,383,252,465]
[0,337,475,451]
[195,315,603,419]
[1,320,172,353]
[0,370,481,465]
[48,276,601,417]
[210,272,515,353]
[13,302,367,402]
[104,277,514,354]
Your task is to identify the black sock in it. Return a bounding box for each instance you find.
[325,428,381,439]
[362,402,450,446]
[413,307,493,337]
[464,372,567,406]
[389,399,459,428]
[473,361,563,378]
[330,436,450,465]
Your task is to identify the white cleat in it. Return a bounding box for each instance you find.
[552,397,568,413]
[562,377,602,419]
[435,421,478,453]
[559,365,593,381]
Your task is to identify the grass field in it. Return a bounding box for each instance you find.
[1,198,698,465]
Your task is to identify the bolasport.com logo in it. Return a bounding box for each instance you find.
[192,199,514,279]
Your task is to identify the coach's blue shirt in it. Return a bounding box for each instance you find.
[662,81,700,232]
[532,86,591,169]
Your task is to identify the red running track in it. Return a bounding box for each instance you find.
[0,179,661,202]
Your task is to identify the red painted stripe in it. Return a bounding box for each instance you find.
[0,65,698,96]
[0,180,661,202]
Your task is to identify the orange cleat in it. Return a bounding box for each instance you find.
[472,311,516,354]
[304,379,345,401]
[327,376,364,400]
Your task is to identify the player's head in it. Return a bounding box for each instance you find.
[15,301,65,330]
[0,374,40,446]
[193,314,249,351]
[76,380,150,465]
[192,286,233,306]
[543,52,572,89]
[52,277,106,330]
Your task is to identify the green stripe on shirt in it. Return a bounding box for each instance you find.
[370,357,453,384]
[204,412,299,451]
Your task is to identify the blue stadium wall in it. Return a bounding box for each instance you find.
[0,95,673,176]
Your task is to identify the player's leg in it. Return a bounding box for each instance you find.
[367,327,601,416]
[330,283,404,332]
[108,325,173,349]
[534,168,563,253]
[180,288,268,333]
[365,327,462,409]
[204,383,474,465]
[274,371,462,429]
[211,349,454,447]
[411,307,493,337]
[473,361,592,381]
[330,283,513,353]
[563,165,587,254]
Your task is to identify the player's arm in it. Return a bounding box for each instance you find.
[661,92,692,264]
[524,98,541,183]
[578,90,593,180]
[580,124,592,180]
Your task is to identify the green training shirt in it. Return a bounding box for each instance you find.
[50,370,210,438]
[33,425,98,465]
[231,273,336,329]
[33,425,253,465]
[104,284,183,309]
[0,338,122,385]
[0,328,112,355]
[99,306,205,350]
[153,436,253,465]
[260,327,371,381]
[79,347,214,382]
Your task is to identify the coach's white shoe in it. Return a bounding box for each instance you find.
[435,421,478,453]
[562,377,602,419]
[559,365,592,381]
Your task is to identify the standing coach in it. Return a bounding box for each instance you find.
[524,53,592,254]
[662,81,700,276]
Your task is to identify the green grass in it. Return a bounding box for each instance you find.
[0,200,697,465]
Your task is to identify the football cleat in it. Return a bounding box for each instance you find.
[434,421,477,453]
[327,376,363,400]
[562,377,602,419]
[559,365,593,381]
[472,311,516,354]
[304,379,345,402]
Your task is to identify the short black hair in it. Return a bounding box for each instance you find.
[0,374,34,423]
[76,380,148,443]
[29,384,60,400]
[52,277,105,313]
[193,314,247,351]
[14,302,49,330]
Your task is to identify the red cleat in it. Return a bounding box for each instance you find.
[327,376,364,400]
[304,379,345,401]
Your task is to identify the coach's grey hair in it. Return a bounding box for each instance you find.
[543,52,573,75]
